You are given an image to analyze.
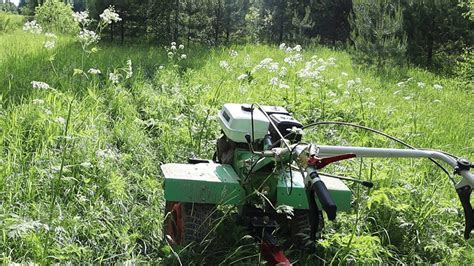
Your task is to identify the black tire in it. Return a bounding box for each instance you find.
[164,201,218,245]
[286,210,324,250]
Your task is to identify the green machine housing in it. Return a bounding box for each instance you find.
[161,161,352,211]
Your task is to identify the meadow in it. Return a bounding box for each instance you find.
[0,21,473,264]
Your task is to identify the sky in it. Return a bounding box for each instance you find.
[8,0,20,6]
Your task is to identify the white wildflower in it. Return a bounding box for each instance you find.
[293,44,302,52]
[279,67,287,77]
[171,42,176,46]
[167,51,173,58]
[88,68,101,75]
[417,82,425,88]
[219,60,230,70]
[355,78,361,84]
[229,50,238,57]
[171,45,177,51]
[259,58,273,66]
[347,80,356,88]
[159,65,164,70]
[45,32,57,39]
[180,54,187,60]
[78,29,100,46]
[99,6,122,24]
[268,62,279,72]
[279,83,289,89]
[341,72,348,77]
[269,77,279,86]
[72,11,90,25]
[327,57,336,64]
[237,74,248,81]
[433,99,442,103]
[285,47,293,53]
[126,59,133,78]
[279,43,286,50]
[80,162,93,169]
[433,84,443,90]
[32,99,44,105]
[44,40,55,50]
[22,20,42,34]
[31,81,50,90]
[55,117,66,124]
[403,96,412,101]
[109,73,120,84]
[179,44,185,49]
[327,91,337,97]
[396,81,405,87]
[365,87,372,93]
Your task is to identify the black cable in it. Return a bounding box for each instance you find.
[300,121,456,185]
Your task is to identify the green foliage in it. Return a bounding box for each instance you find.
[456,48,474,83]
[0,27,473,263]
[350,0,407,68]
[0,13,23,33]
[35,0,79,34]
[403,0,473,70]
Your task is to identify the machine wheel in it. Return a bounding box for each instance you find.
[164,201,217,245]
[287,210,324,250]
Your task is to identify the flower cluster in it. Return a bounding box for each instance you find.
[78,29,100,47]
[166,42,187,62]
[31,81,50,90]
[43,32,57,50]
[100,6,122,24]
[23,20,42,34]
[73,11,91,25]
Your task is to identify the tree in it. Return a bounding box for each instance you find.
[402,0,473,68]
[350,0,407,68]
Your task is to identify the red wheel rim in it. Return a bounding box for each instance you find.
[165,202,184,245]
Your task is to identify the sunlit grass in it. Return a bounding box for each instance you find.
[0,29,473,263]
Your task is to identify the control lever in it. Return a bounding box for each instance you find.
[457,186,473,239]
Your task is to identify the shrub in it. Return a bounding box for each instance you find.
[35,0,79,34]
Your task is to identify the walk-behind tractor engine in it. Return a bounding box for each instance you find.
[161,103,474,265]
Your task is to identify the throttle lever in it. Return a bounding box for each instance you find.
[456,186,473,239]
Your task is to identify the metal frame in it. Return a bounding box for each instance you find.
[317,145,474,189]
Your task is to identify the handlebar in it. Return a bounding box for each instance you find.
[308,171,337,221]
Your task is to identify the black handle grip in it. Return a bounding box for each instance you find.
[310,172,337,220]
[457,186,473,239]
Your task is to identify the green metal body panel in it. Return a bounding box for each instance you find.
[161,163,245,205]
[277,171,352,211]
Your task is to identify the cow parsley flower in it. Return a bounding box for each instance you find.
[219,60,230,70]
[279,43,286,50]
[45,32,57,39]
[23,20,42,34]
[237,74,248,81]
[269,77,279,86]
[180,54,187,60]
[73,11,90,25]
[44,41,55,50]
[88,68,101,75]
[229,50,238,57]
[78,29,100,46]
[31,81,50,90]
[109,73,120,84]
[125,59,133,78]
[347,80,356,88]
[341,72,348,77]
[417,82,425,88]
[433,84,443,90]
[100,6,122,24]
[293,44,302,52]
[32,99,44,105]
[55,116,66,124]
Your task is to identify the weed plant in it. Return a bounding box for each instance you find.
[0,23,473,264]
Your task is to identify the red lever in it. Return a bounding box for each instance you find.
[308,153,356,169]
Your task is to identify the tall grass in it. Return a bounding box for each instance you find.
[0,29,473,263]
